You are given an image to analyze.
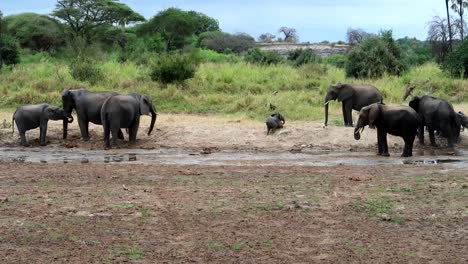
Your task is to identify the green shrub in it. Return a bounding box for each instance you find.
[287,48,322,66]
[444,40,468,78]
[150,52,200,84]
[69,58,104,85]
[198,49,240,63]
[326,54,347,68]
[244,47,283,65]
[345,30,404,78]
[0,34,20,66]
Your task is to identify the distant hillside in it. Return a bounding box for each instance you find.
[257,43,350,57]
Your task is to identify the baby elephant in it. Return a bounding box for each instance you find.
[12,103,72,146]
[266,113,285,135]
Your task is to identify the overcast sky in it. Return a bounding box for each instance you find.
[0,0,449,42]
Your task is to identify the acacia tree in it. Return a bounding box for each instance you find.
[52,0,144,40]
[278,26,299,43]
[258,33,276,43]
[451,0,468,40]
[346,28,373,45]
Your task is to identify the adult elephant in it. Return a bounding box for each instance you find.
[324,83,383,126]
[62,89,124,141]
[101,93,157,148]
[409,95,460,149]
[354,103,420,157]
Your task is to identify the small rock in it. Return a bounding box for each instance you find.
[1,196,8,203]
[122,185,129,191]
[380,214,391,221]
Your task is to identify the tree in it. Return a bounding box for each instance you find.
[278,27,298,43]
[444,39,468,77]
[345,30,403,78]
[138,8,196,50]
[258,33,276,43]
[52,0,144,40]
[446,0,453,50]
[451,0,468,40]
[198,31,255,53]
[346,28,373,45]
[4,13,64,52]
[187,11,220,35]
[427,15,462,62]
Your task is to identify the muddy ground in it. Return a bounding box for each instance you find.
[0,113,467,263]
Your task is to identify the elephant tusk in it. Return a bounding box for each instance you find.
[354,130,360,134]
[324,101,330,106]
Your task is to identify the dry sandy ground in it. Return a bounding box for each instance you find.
[0,112,467,263]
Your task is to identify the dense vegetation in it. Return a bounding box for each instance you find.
[1,1,468,121]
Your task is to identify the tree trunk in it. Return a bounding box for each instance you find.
[447,0,453,50]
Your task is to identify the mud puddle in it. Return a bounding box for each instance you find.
[2,147,468,168]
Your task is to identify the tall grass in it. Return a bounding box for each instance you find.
[1,57,467,121]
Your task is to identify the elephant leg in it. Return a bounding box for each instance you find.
[401,136,414,157]
[378,128,389,156]
[78,118,90,141]
[111,129,119,147]
[376,128,383,155]
[446,127,455,149]
[428,127,437,147]
[118,129,124,140]
[19,131,28,146]
[342,103,348,126]
[417,125,425,145]
[39,121,48,146]
[344,101,353,127]
[129,118,140,144]
[103,123,111,148]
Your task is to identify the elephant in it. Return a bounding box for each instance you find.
[101,93,157,148]
[409,95,460,149]
[457,111,468,130]
[266,113,285,135]
[324,83,383,127]
[12,103,73,146]
[62,89,124,141]
[354,103,420,157]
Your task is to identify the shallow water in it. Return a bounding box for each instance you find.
[1,147,468,168]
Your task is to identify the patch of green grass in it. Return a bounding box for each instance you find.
[354,199,396,215]
[231,243,243,251]
[111,202,134,209]
[390,186,413,193]
[140,209,152,217]
[390,216,405,224]
[48,231,63,239]
[344,240,368,256]
[414,176,426,183]
[260,240,273,249]
[107,243,144,261]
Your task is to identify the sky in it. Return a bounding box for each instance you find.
[0,0,449,42]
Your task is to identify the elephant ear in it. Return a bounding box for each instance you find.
[337,84,355,102]
[139,95,151,116]
[368,104,380,126]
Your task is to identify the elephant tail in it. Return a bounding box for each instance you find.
[11,110,16,135]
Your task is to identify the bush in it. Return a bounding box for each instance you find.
[69,58,104,85]
[0,34,20,66]
[287,48,322,67]
[326,54,347,68]
[345,30,404,78]
[198,49,240,63]
[150,52,200,84]
[245,48,283,65]
[444,40,468,78]
[198,31,255,53]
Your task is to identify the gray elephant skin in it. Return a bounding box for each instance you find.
[13,103,72,146]
[409,95,460,148]
[324,83,383,127]
[457,111,468,130]
[266,113,285,135]
[354,103,420,157]
[101,93,157,148]
[62,89,124,141]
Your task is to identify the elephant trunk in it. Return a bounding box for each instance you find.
[147,104,157,136]
[62,112,73,139]
[354,126,364,140]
